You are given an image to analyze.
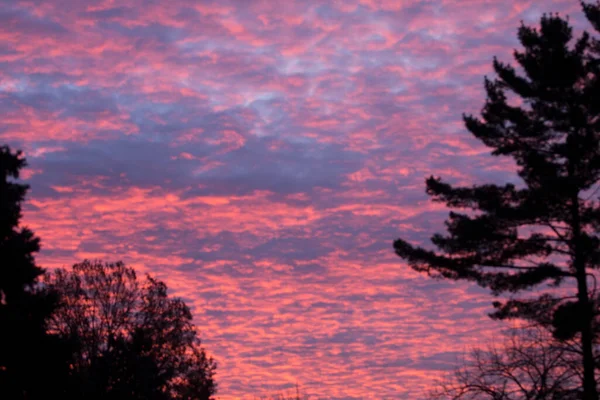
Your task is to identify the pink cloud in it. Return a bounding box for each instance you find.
[2,0,589,398]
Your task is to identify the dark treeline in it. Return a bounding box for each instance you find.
[395,1,600,399]
[0,146,216,399]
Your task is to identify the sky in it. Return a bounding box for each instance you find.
[0,0,591,398]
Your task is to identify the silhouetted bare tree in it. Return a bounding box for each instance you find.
[430,327,586,400]
[394,3,600,398]
[46,260,217,400]
[255,383,310,400]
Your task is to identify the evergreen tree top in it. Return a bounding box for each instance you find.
[394,2,600,340]
[0,146,29,238]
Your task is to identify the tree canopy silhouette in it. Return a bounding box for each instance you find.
[0,145,70,399]
[394,3,600,399]
[45,260,217,400]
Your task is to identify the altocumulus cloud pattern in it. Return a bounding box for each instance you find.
[0,0,586,398]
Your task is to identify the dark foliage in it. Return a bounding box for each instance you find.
[0,145,70,399]
[394,3,600,398]
[45,260,217,400]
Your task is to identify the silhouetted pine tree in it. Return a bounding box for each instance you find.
[394,3,600,399]
[0,145,68,398]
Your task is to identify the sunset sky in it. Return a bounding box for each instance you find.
[1,0,590,398]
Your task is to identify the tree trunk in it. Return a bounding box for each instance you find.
[572,192,598,400]
[577,269,597,400]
